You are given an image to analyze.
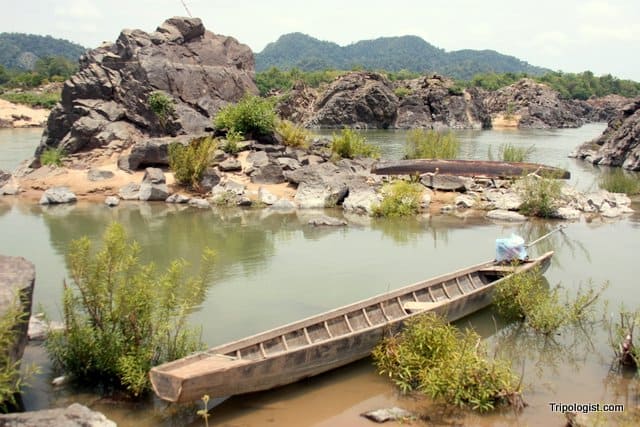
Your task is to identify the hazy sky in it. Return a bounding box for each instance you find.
[1,0,638,80]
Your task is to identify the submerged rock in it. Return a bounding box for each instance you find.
[308,215,347,226]
[0,403,116,427]
[360,407,416,423]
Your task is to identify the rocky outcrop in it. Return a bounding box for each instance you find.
[35,17,257,163]
[307,72,398,128]
[0,255,35,410]
[483,79,586,128]
[582,95,633,122]
[0,403,116,426]
[394,75,490,129]
[570,98,640,170]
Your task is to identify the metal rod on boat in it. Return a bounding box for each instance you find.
[525,224,566,248]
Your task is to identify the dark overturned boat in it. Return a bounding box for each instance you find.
[150,251,553,403]
[372,159,571,179]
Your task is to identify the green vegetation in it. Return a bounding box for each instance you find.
[494,267,605,335]
[276,119,310,148]
[330,128,380,160]
[0,295,34,413]
[404,129,460,160]
[488,143,535,162]
[46,223,213,397]
[39,147,65,166]
[147,91,175,131]
[221,129,242,155]
[0,33,85,71]
[372,313,521,412]
[372,181,423,218]
[214,94,277,136]
[599,169,640,195]
[197,394,211,427]
[168,136,217,190]
[393,86,412,98]
[516,175,563,218]
[0,90,61,108]
[255,67,343,95]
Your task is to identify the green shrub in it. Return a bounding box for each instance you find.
[330,129,380,159]
[221,129,243,155]
[0,91,61,108]
[494,267,606,335]
[499,143,535,162]
[147,91,175,131]
[404,129,460,160]
[372,181,423,217]
[372,313,520,412]
[46,223,213,397]
[516,175,562,218]
[599,169,640,195]
[0,295,36,413]
[393,86,412,98]
[169,136,217,190]
[214,94,277,136]
[40,147,65,166]
[276,119,310,148]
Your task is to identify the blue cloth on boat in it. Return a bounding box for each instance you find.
[495,234,527,262]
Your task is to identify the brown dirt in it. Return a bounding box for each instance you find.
[491,113,521,129]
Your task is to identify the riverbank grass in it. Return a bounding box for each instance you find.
[39,147,65,167]
[516,174,562,218]
[372,181,423,217]
[599,169,640,195]
[330,129,380,160]
[169,136,217,190]
[404,129,460,159]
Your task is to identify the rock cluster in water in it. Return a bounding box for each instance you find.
[570,97,640,170]
[35,17,257,160]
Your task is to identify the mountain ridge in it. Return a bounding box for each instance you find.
[0,33,87,70]
[255,33,549,80]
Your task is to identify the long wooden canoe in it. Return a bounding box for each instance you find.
[372,159,571,179]
[150,251,553,403]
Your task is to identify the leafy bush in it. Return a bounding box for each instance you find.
[330,129,380,159]
[214,94,277,136]
[221,129,243,155]
[516,175,562,218]
[0,90,61,108]
[169,136,217,190]
[404,129,460,160]
[40,147,65,166]
[372,313,520,412]
[148,91,175,131]
[393,86,412,98]
[0,295,35,413]
[494,267,606,334]
[599,169,640,195]
[372,181,423,217]
[46,223,213,397]
[276,119,310,148]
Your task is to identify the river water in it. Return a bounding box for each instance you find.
[2,124,640,426]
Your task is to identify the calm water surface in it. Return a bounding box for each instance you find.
[1,125,640,426]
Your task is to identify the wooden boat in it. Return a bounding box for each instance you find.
[150,251,554,403]
[372,159,571,179]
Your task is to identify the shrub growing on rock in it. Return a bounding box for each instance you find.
[148,91,175,131]
[404,129,460,160]
[169,136,217,190]
[39,147,65,167]
[372,313,521,412]
[46,222,214,397]
[330,129,379,160]
[372,181,423,217]
[516,174,562,218]
[276,119,310,148]
[214,94,277,136]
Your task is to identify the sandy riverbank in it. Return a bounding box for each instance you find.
[0,99,49,128]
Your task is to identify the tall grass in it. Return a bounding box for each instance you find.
[404,129,460,159]
[40,147,65,166]
[276,119,310,148]
[488,143,535,162]
[169,136,217,190]
[517,175,562,218]
[599,169,640,195]
[330,129,380,159]
[372,181,423,217]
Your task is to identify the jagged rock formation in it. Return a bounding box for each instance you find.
[307,72,398,128]
[393,75,491,129]
[35,17,257,162]
[582,95,634,122]
[483,78,586,128]
[571,98,640,170]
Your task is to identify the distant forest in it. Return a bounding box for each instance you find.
[255,33,550,80]
[0,33,86,70]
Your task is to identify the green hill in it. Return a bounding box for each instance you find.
[255,33,549,80]
[0,33,87,70]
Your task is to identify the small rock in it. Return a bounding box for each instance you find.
[142,167,166,184]
[486,209,527,222]
[118,182,140,200]
[218,157,242,172]
[39,187,77,205]
[237,196,253,206]
[104,196,120,207]
[269,199,297,211]
[277,157,301,171]
[258,187,278,205]
[87,169,115,181]
[166,193,190,204]
[360,407,416,423]
[440,204,454,213]
[554,207,581,220]
[188,198,211,209]
[139,183,170,201]
[0,403,116,427]
[308,215,347,226]
[455,194,476,208]
[51,375,68,387]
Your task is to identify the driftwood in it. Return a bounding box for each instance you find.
[372,159,571,179]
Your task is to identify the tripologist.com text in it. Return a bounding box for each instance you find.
[549,402,624,414]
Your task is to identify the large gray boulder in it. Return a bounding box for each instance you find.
[0,255,35,409]
[39,187,77,205]
[0,403,116,426]
[570,98,640,170]
[118,135,196,171]
[36,17,257,162]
